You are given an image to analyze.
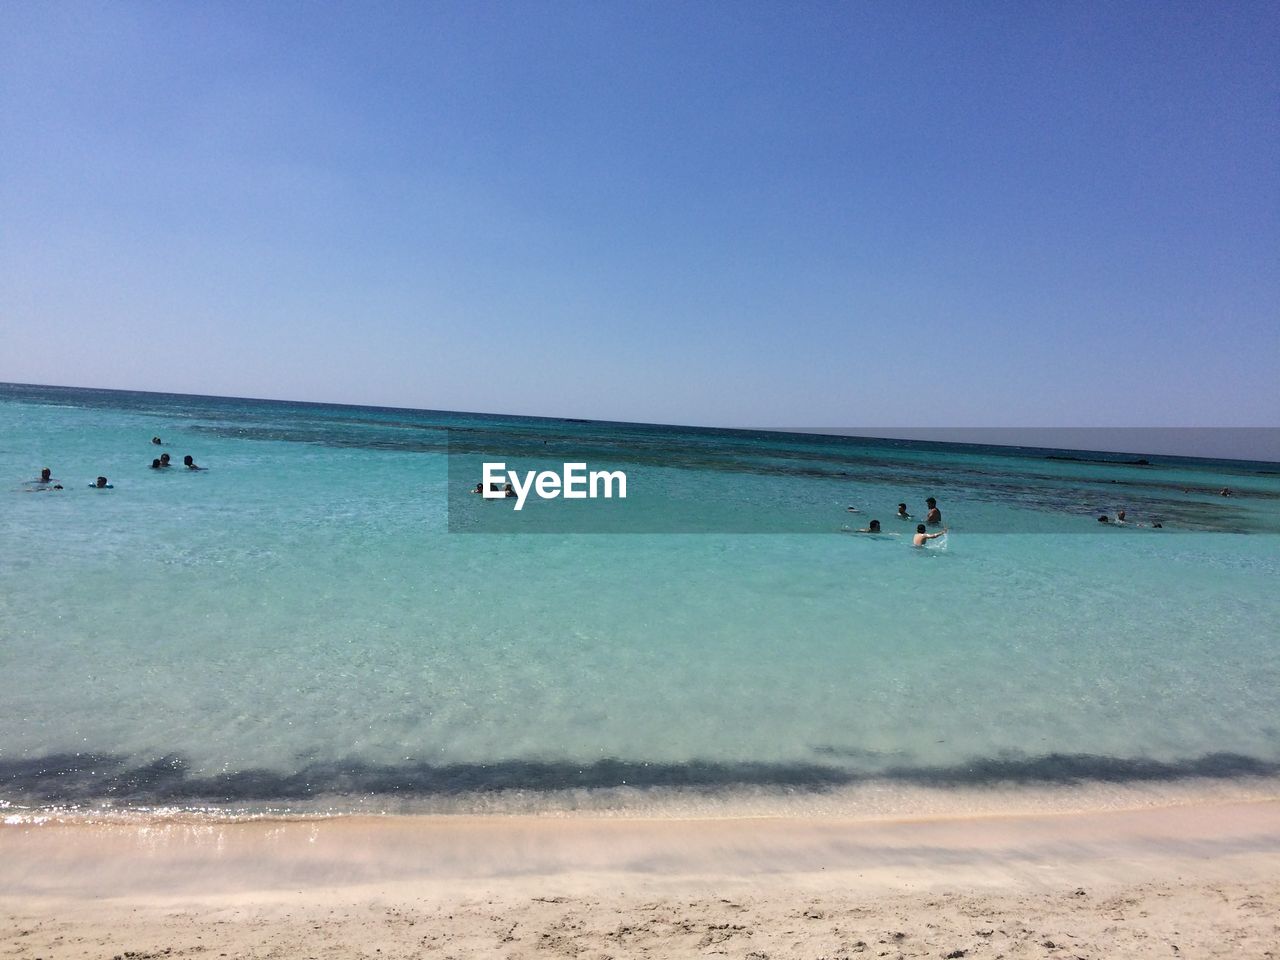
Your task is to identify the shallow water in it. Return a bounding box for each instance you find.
[2,383,1278,817]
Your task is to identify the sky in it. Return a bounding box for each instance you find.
[2,1,1278,439]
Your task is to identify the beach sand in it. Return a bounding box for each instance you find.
[3,798,1280,958]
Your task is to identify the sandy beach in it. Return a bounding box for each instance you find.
[4,797,1280,958]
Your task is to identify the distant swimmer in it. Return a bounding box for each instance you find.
[159,453,171,467]
[1097,515,1111,523]
[152,436,162,445]
[183,455,204,470]
[855,519,883,534]
[150,458,163,470]
[504,482,517,499]
[925,497,942,524]
[1116,510,1127,523]
[1220,487,1233,497]
[25,467,62,492]
[913,523,946,546]
[471,482,484,494]
[896,503,911,519]
[91,476,112,489]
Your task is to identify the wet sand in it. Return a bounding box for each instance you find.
[4,799,1280,958]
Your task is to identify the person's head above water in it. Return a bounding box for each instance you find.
[897,503,907,512]
[868,520,881,532]
[926,497,937,507]
[150,459,162,469]
[183,455,195,467]
[159,452,170,463]
[95,476,108,488]
[1117,510,1126,521]
[152,436,161,445]
[40,467,51,482]
[1098,515,1110,523]
[917,524,927,534]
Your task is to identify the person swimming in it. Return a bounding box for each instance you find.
[504,482,517,499]
[183,455,203,470]
[1116,509,1127,523]
[152,436,162,445]
[1097,515,1111,523]
[855,519,882,533]
[150,458,163,469]
[471,482,484,494]
[925,497,942,524]
[92,476,112,488]
[896,503,911,519]
[25,468,62,492]
[913,523,946,546]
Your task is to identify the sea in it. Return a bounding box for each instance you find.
[2,382,1278,821]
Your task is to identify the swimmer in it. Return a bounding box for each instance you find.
[92,476,112,489]
[855,519,882,533]
[1116,510,1127,523]
[150,458,163,469]
[925,497,942,524]
[896,503,911,519]
[1153,522,1163,528]
[913,523,946,546]
[159,453,171,467]
[183,455,203,470]
[846,505,860,513]
[1220,487,1233,497]
[504,482,517,499]
[24,468,62,492]
[471,482,484,494]
[152,436,162,445]
[1097,515,1111,523]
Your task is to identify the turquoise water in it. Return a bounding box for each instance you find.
[2,383,1278,816]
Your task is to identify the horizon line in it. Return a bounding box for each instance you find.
[3,379,1277,466]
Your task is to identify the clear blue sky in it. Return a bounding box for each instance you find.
[2,1,1277,431]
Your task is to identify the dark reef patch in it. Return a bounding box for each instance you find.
[3,750,1277,808]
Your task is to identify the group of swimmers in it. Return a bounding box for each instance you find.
[23,436,204,492]
[150,452,203,470]
[848,496,947,546]
[1097,509,1162,528]
[471,481,515,497]
[26,468,112,490]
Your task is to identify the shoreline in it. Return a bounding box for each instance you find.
[6,770,1280,825]
[4,797,1280,957]
[8,797,1280,891]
